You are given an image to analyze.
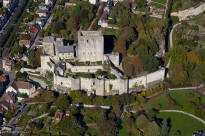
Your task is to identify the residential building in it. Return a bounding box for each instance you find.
[65,110,70,117]
[30,24,41,33]
[6,81,36,97]
[19,40,31,48]
[45,0,53,5]
[36,9,48,18]
[3,0,10,8]
[89,0,98,5]
[54,111,63,123]
[2,58,13,72]
[2,92,17,105]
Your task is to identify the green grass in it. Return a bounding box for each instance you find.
[172,0,200,11]
[145,90,205,115]
[152,0,167,4]
[29,74,53,89]
[157,112,205,136]
[103,28,118,35]
[190,11,205,27]
[118,121,128,136]
[151,2,165,8]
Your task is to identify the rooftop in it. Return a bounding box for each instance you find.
[11,81,33,90]
[79,31,103,37]
[57,46,74,54]
[0,75,6,82]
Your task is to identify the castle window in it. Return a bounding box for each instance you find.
[87,40,89,43]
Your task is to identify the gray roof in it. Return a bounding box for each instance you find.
[57,46,74,54]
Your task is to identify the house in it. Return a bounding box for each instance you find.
[65,110,70,117]
[0,100,10,113]
[21,55,29,62]
[6,0,18,12]
[36,9,48,18]
[3,0,11,7]
[6,81,36,97]
[54,111,63,123]
[36,17,47,28]
[30,24,41,33]
[89,0,98,5]
[2,92,17,105]
[0,75,7,95]
[19,40,31,48]
[45,0,53,6]
[2,58,13,72]
[0,75,7,83]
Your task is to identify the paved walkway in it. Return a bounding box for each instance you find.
[30,113,48,122]
[160,110,205,125]
[71,104,111,110]
[168,84,204,91]
[28,76,48,90]
[88,2,105,30]
[166,23,181,69]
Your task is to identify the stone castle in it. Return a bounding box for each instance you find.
[23,30,165,96]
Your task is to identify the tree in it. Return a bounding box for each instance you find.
[55,94,70,110]
[56,115,86,135]
[39,104,49,114]
[28,49,41,68]
[140,55,159,72]
[52,21,65,34]
[160,119,169,136]
[146,121,161,136]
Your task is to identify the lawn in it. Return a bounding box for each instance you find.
[172,0,200,11]
[157,112,205,136]
[152,0,167,4]
[102,28,118,36]
[190,11,205,27]
[144,90,205,116]
[151,2,165,8]
[118,121,128,136]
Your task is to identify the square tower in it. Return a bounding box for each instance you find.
[77,31,104,62]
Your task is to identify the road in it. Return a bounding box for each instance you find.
[7,104,29,127]
[88,2,105,30]
[30,1,56,51]
[160,110,205,124]
[0,0,24,40]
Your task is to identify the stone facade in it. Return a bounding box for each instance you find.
[37,31,165,96]
[40,56,55,74]
[77,31,104,62]
[53,68,165,96]
[2,58,13,72]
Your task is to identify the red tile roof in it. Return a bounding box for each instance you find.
[54,111,63,122]
[0,76,6,82]
[12,81,33,90]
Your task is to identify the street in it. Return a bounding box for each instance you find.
[0,0,24,40]
[7,104,29,127]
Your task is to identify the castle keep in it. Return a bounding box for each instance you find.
[77,31,104,62]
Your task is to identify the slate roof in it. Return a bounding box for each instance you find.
[57,46,74,54]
